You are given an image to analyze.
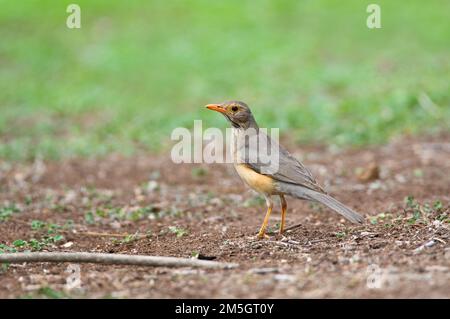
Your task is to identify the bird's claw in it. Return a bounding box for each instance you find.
[256,232,270,240]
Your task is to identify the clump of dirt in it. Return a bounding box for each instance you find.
[0,133,449,298]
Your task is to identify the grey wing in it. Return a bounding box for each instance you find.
[237,130,325,193]
[272,145,325,193]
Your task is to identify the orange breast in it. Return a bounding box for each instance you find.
[234,164,276,195]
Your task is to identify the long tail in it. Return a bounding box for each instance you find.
[279,183,365,224]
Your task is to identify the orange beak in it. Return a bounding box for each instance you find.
[206,104,227,114]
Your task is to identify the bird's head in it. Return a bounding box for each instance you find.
[206,101,257,129]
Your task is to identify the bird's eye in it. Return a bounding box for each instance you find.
[231,106,239,112]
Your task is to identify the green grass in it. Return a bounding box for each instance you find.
[0,0,449,160]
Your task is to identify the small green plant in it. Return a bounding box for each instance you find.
[12,239,27,247]
[335,231,347,239]
[122,233,139,244]
[6,234,65,252]
[413,168,423,178]
[369,212,392,225]
[402,197,447,225]
[111,231,151,245]
[85,205,170,223]
[168,226,188,238]
[50,203,67,214]
[1,263,10,272]
[128,206,154,221]
[38,287,68,299]
[404,196,421,224]
[433,200,443,210]
[63,220,74,229]
[28,239,43,251]
[0,244,17,253]
[47,223,62,234]
[191,167,208,178]
[94,208,108,218]
[24,196,33,206]
[409,208,421,224]
[0,204,20,222]
[30,220,65,234]
[84,211,95,224]
[50,234,64,242]
[31,220,46,230]
[437,213,449,223]
[404,196,417,208]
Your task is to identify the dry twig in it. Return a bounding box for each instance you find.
[0,252,238,269]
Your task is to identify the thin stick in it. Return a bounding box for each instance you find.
[284,223,302,232]
[259,240,301,249]
[0,252,238,269]
[67,231,146,239]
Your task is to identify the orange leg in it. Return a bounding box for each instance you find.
[257,196,273,239]
[279,195,287,234]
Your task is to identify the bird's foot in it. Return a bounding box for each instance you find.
[256,232,270,240]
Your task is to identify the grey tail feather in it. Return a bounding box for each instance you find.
[280,183,364,224]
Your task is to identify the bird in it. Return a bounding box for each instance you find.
[206,101,364,239]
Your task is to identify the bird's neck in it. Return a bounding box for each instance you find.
[240,116,259,130]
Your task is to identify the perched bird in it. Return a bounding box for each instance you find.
[206,101,364,239]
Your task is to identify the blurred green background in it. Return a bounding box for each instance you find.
[0,0,449,160]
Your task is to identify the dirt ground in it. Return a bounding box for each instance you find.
[0,133,449,298]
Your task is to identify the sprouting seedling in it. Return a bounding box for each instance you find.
[168,226,188,238]
[0,204,21,222]
[335,231,347,239]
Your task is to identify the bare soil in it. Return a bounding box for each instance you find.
[0,134,449,298]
